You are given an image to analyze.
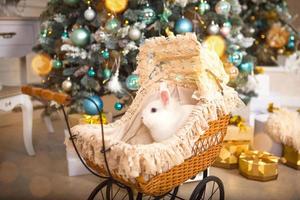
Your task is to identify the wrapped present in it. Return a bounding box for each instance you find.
[213,140,250,169]
[282,145,300,170]
[224,125,254,144]
[68,113,109,127]
[239,150,279,182]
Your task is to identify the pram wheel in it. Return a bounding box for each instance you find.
[189,176,224,200]
[136,186,179,200]
[88,179,134,200]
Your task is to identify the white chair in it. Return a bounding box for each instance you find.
[0,86,34,155]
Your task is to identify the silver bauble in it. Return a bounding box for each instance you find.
[215,0,231,16]
[128,27,141,41]
[62,78,72,92]
[84,7,96,21]
[208,22,220,35]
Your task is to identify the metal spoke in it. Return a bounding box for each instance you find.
[112,187,121,199]
[211,182,216,198]
[121,193,128,200]
[100,189,104,200]
[207,187,220,200]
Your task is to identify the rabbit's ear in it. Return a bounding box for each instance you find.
[160,82,170,106]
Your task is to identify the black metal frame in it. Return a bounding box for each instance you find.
[61,97,225,200]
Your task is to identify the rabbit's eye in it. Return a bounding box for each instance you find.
[151,108,157,113]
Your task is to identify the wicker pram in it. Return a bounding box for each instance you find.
[70,33,239,196]
[22,33,241,199]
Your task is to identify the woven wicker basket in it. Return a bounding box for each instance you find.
[82,34,231,196]
[85,115,230,196]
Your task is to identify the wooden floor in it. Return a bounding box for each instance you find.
[0,110,300,200]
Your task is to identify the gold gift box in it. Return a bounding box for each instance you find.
[224,125,254,145]
[213,140,250,169]
[283,145,300,170]
[239,150,279,182]
[68,113,108,127]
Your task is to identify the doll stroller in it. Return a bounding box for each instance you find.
[22,33,241,200]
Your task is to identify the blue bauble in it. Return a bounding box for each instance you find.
[175,18,193,34]
[101,50,110,59]
[287,41,295,49]
[61,29,69,39]
[228,51,243,66]
[239,62,254,73]
[287,35,295,50]
[83,95,103,115]
[70,28,90,47]
[126,74,140,90]
[52,59,63,69]
[87,67,96,77]
[102,68,112,79]
[215,0,231,16]
[114,102,123,111]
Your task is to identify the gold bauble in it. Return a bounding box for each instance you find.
[31,54,52,76]
[203,35,226,57]
[105,0,128,13]
[266,24,290,48]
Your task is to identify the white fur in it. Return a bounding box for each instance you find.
[266,108,300,151]
[142,99,193,142]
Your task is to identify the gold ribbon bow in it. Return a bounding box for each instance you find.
[82,114,108,125]
[254,66,265,74]
[267,103,280,113]
[218,140,250,163]
[229,115,248,132]
[239,151,279,177]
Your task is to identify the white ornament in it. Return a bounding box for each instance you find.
[53,13,66,23]
[61,44,88,59]
[227,29,255,48]
[117,26,130,38]
[93,29,111,43]
[172,0,198,7]
[62,77,72,92]
[128,27,141,41]
[123,41,138,55]
[84,7,96,21]
[208,21,220,35]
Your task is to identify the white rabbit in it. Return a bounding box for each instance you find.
[142,82,194,142]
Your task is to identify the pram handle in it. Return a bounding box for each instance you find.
[21,85,71,105]
[21,85,112,179]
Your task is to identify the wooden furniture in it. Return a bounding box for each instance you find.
[0,17,39,84]
[0,86,34,155]
[0,17,39,155]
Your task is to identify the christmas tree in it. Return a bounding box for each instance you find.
[32,0,259,113]
[240,0,298,65]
